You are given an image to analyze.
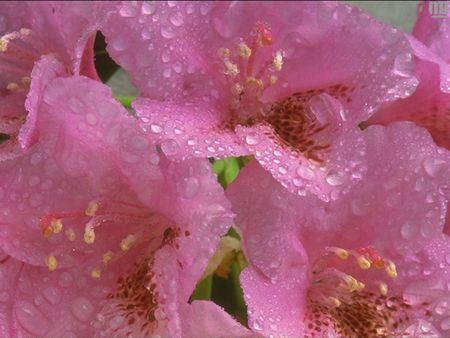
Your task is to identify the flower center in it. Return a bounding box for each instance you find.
[304,246,423,337]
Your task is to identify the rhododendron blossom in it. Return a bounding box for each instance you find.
[0,1,112,160]
[226,123,450,336]
[0,76,249,337]
[100,1,418,201]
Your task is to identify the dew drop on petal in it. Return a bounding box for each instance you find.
[326,172,345,186]
[150,124,163,134]
[161,139,179,156]
[297,166,315,180]
[245,134,260,145]
[423,157,446,178]
[141,2,156,15]
[119,5,138,17]
[15,301,50,335]
[401,222,418,240]
[178,177,200,199]
[71,297,94,322]
[58,272,73,288]
[43,286,62,305]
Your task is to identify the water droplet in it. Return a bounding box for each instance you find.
[149,153,160,165]
[161,26,176,39]
[441,318,450,330]
[58,272,73,288]
[119,5,138,17]
[43,286,62,305]
[178,177,200,199]
[326,172,345,186]
[86,113,97,126]
[163,68,172,78]
[297,166,315,180]
[15,301,50,335]
[141,2,156,15]
[401,222,418,240]
[28,176,40,187]
[169,13,184,26]
[392,53,414,78]
[200,2,210,15]
[161,49,171,63]
[161,139,179,156]
[187,138,196,146]
[423,157,446,178]
[278,166,287,175]
[435,300,449,315]
[112,36,129,51]
[71,297,94,322]
[150,124,163,134]
[185,3,195,14]
[245,134,260,145]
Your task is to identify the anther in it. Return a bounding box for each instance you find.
[19,28,31,36]
[246,77,264,88]
[269,75,278,85]
[85,201,99,217]
[237,43,252,58]
[65,228,76,241]
[357,255,372,270]
[0,40,8,52]
[379,282,388,296]
[327,247,349,260]
[45,255,58,271]
[84,224,96,244]
[102,251,115,265]
[6,83,19,92]
[120,234,136,251]
[51,219,63,234]
[224,60,239,77]
[328,296,342,308]
[217,47,230,58]
[385,260,398,279]
[91,268,102,279]
[21,77,31,86]
[272,50,284,71]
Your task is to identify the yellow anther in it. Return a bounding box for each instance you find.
[65,227,76,241]
[85,201,99,217]
[328,247,349,260]
[237,42,252,58]
[224,60,239,77]
[21,76,31,86]
[84,225,95,244]
[102,251,115,265]
[51,219,63,234]
[385,260,398,279]
[272,50,284,71]
[379,282,388,296]
[6,83,19,92]
[342,275,365,293]
[90,268,101,279]
[217,47,230,58]
[269,75,278,85]
[328,296,341,308]
[357,255,372,270]
[0,39,8,52]
[120,234,136,251]
[43,226,54,238]
[246,77,264,88]
[45,255,58,271]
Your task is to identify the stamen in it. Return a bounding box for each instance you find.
[102,251,115,265]
[340,275,365,293]
[45,255,58,271]
[6,83,19,92]
[237,43,252,59]
[217,47,230,58]
[328,296,342,308]
[84,224,96,244]
[272,50,284,71]
[379,282,388,296]
[385,260,397,279]
[21,76,31,86]
[65,227,76,241]
[356,255,371,270]
[326,247,349,260]
[223,60,239,77]
[91,268,102,279]
[51,219,63,234]
[269,75,278,85]
[85,201,99,217]
[120,234,136,251]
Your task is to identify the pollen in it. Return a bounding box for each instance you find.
[341,275,365,293]
[65,227,76,241]
[51,219,63,234]
[85,201,99,217]
[385,260,398,279]
[379,282,388,296]
[90,268,102,279]
[272,50,284,71]
[102,250,115,265]
[356,255,372,270]
[21,76,31,86]
[269,75,278,85]
[246,76,264,88]
[223,60,239,77]
[237,42,252,58]
[45,255,58,271]
[120,234,136,251]
[217,47,230,58]
[327,247,349,260]
[329,296,342,308]
[0,39,8,52]
[84,225,96,244]
[6,83,19,92]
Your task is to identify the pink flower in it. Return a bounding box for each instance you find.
[366,3,450,149]
[100,1,418,201]
[0,76,245,337]
[226,122,450,336]
[0,2,112,160]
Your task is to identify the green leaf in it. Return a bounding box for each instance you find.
[190,274,213,301]
[115,95,136,109]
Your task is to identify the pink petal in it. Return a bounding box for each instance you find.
[413,1,450,62]
[180,301,255,337]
